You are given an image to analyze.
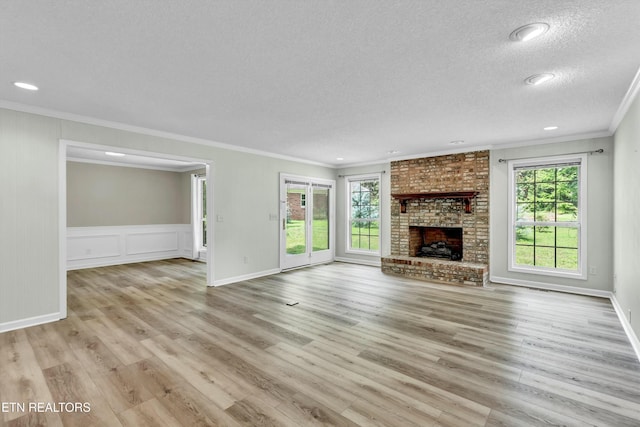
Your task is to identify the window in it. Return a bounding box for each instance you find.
[347,175,380,253]
[197,176,207,249]
[508,155,586,278]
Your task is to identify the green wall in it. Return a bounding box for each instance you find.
[0,107,334,327]
[613,91,640,340]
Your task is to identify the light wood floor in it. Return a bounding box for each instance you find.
[2,260,640,426]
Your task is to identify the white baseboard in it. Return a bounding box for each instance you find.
[335,256,381,267]
[491,275,640,362]
[0,312,63,334]
[490,275,611,298]
[67,224,192,270]
[213,268,281,287]
[67,254,187,270]
[610,294,640,362]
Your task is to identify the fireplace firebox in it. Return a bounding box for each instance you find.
[409,226,463,261]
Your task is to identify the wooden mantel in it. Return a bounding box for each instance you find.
[391,191,479,200]
[391,191,479,213]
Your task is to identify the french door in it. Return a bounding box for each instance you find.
[280,174,335,270]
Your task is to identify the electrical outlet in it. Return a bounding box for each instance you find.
[216,215,224,222]
[269,213,279,221]
[589,266,597,275]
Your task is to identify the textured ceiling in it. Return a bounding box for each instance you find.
[1,1,639,166]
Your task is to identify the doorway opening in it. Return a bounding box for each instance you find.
[59,139,214,319]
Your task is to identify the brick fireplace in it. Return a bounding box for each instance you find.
[382,151,489,286]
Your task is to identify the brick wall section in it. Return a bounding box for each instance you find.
[287,193,305,220]
[287,192,328,221]
[384,150,489,286]
[390,151,488,193]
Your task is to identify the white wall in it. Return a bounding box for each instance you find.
[67,161,190,226]
[613,90,640,340]
[490,136,615,294]
[0,107,335,330]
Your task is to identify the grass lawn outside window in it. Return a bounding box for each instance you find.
[286,219,329,254]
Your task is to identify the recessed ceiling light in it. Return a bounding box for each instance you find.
[105,151,126,157]
[544,126,558,131]
[449,140,465,145]
[509,23,549,42]
[13,81,39,91]
[336,157,344,161]
[525,73,555,86]
[387,150,400,154]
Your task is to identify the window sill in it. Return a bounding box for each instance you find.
[508,265,586,280]
[345,249,381,256]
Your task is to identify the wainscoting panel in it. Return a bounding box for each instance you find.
[182,231,194,258]
[126,231,179,255]
[67,224,192,270]
[68,234,120,261]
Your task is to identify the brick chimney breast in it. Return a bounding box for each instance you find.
[384,150,489,286]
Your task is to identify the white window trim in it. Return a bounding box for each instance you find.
[345,173,381,256]
[193,175,207,253]
[507,153,587,280]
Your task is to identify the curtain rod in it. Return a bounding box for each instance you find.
[338,170,386,178]
[497,148,604,163]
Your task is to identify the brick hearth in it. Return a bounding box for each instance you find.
[382,151,489,286]
[382,256,488,286]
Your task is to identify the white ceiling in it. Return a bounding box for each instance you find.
[2,1,639,167]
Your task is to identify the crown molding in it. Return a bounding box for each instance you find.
[0,100,334,168]
[0,96,621,170]
[610,65,640,133]
[340,130,612,168]
[486,130,613,152]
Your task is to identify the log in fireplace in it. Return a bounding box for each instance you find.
[409,226,463,261]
